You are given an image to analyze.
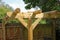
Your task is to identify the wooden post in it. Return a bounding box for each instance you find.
[28,28,33,40]
[2,19,6,40]
[28,17,33,40]
[52,19,56,40]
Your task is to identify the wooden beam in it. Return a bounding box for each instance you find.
[43,10,59,18]
[17,17,28,29]
[30,18,42,30]
[7,10,60,18]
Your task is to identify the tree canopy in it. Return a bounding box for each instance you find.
[23,0,60,12]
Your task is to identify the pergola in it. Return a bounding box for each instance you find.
[2,8,60,40]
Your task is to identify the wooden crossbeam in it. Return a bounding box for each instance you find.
[7,10,60,18]
[43,10,60,18]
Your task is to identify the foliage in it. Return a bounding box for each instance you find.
[0,0,13,19]
[23,0,60,12]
